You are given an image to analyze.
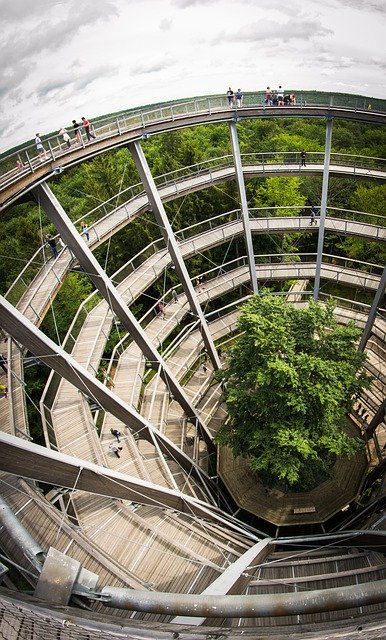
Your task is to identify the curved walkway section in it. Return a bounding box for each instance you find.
[1,90,385,208]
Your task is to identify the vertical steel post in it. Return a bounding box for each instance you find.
[314,117,333,301]
[129,140,221,369]
[229,121,258,294]
[359,264,386,352]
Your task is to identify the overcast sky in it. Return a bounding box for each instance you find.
[1,0,385,152]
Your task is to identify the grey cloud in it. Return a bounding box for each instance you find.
[0,0,121,25]
[0,115,25,142]
[312,51,386,72]
[159,18,173,31]
[130,59,175,75]
[35,64,118,99]
[214,18,332,44]
[0,0,117,66]
[329,0,386,14]
[172,0,207,6]
[73,64,118,91]
[0,64,29,100]
[172,0,302,14]
[0,0,120,106]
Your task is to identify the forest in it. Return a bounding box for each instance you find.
[1,115,385,443]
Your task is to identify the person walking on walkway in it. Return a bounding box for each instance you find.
[59,127,71,149]
[235,89,243,107]
[72,120,82,144]
[35,134,47,160]
[157,301,166,318]
[226,88,235,107]
[110,429,121,443]
[81,117,96,141]
[109,442,122,458]
[46,235,59,259]
[81,222,89,241]
[300,149,306,166]
[310,205,317,225]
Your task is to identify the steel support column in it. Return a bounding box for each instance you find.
[229,121,258,294]
[30,182,214,447]
[359,264,386,351]
[314,117,333,301]
[365,399,386,438]
[0,294,216,494]
[129,140,221,370]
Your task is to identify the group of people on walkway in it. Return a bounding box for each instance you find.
[34,117,96,160]
[265,87,296,106]
[226,88,244,107]
[70,117,96,145]
[226,87,297,108]
[44,221,90,261]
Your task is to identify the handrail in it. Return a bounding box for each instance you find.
[1,90,385,197]
[5,200,385,310]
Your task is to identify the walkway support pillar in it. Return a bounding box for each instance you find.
[365,399,386,438]
[358,264,386,352]
[129,140,221,370]
[314,116,333,300]
[229,121,258,295]
[30,183,215,448]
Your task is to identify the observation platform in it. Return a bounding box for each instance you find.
[0,90,385,637]
[218,421,368,527]
[1,89,385,209]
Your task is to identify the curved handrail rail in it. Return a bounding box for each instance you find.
[37,151,384,242]
[4,147,386,305]
[4,201,385,310]
[1,90,385,204]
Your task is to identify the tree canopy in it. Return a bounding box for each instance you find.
[215,293,370,490]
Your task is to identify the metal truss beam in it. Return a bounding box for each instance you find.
[0,432,260,541]
[172,538,272,625]
[359,264,386,351]
[0,294,216,496]
[229,121,258,294]
[129,140,221,369]
[30,182,215,447]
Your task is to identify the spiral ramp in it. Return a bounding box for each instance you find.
[0,93,385,639]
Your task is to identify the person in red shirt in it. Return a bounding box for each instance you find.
[81,117,96,141]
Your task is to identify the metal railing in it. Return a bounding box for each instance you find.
[1,90,385,195]
[4,199,385,311]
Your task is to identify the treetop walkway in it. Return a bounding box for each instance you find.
[1,89,385,208]
[0,90,385,636]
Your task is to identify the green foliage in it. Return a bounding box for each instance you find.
[40,274,94,343]
[249,176,306,212]
[215,293,369,489]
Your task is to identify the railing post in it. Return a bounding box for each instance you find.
[47,141,56,162]
[25,151,34,173]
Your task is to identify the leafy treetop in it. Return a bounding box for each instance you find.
[215,293,369,489]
